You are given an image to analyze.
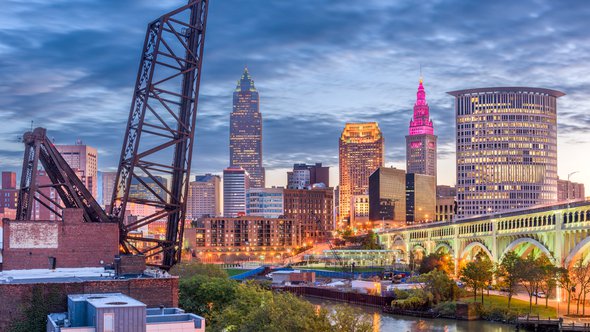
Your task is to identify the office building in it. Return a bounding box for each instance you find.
[448,87,564,218]
[230,67,265,188]
[557,178,585,201]
[56,143,98,198]
[100,171,117,207]
[287,163,330,189]
[406,78,437,177]
[247,187,284,218]
[223,166,250,217]
[436,185,457,198]
[436,196,456,222]
[339,122,384,224]
[283,187,334,241]
[406,173,436,224]
[187,174,221,219]
[350,194,370,229]
[368,167,407,226]
[0,171,18,211]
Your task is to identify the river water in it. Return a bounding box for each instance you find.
[307,298,516,332]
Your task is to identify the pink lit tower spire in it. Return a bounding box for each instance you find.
[406,76,438,178]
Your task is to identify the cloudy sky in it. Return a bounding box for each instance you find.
[1,0,590,189]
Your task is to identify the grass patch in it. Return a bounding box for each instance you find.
[224,268,249,277]
[462,294,557,318]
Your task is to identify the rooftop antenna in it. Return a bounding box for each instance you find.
[419,63,423,83]
[30,120,34,131]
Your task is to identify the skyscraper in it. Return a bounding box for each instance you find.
[406,78,437,177]
[187,174,221,219]
[448,87,564,218]
[223,166,250,217]
[230,67,265,188]
[56,143,98,198]
[247,187,284,218]
[369,167,407,226]
[101,171,117,207]
[405,173,436,224]
[339,122,384,224]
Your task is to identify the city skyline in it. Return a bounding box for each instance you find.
[1,1,590,190]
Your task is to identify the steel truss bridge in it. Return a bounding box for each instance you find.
[378,200,590,272]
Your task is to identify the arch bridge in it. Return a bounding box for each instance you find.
[378,200,590,272]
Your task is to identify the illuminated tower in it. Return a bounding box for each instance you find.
[406,78,437,178]
[230,67,265,188]
[339,122,384,225]
[448,87,564,218]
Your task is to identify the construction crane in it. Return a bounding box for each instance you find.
[16,0,209,270]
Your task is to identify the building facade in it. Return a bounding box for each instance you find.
[223,167,250,217]
[0,172,18,212]
[187,174,221,219]
[406,79,437,177]
[406,173,436,224]
[368,167,407,226]
[100,171,117,207]
[247,187,284,218]
[448,87,564,218]
[283,187,334,242]
[287,163,330,189]
[436,185,457,198]
[230,67,265,188]
[339,122,384,224]
[56,143,98,198]
[557,178,585,201]
[436,196,456,222]
[188,216,302,263]
[350,195,370,229]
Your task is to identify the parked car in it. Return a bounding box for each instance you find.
[533,291,546,298]
[456,281,465,288]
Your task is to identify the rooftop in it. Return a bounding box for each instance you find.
[0,267,169,284]
[447,86,565,98]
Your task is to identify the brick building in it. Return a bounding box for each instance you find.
[283,187,334,242]
[186,216,302,263]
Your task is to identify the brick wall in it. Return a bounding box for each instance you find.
[0,277,178,331]
[1,208,119,270]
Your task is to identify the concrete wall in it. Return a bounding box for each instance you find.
[1,208,119,270]
[0,277,178,331]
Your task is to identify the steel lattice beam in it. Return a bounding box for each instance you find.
[16,128,111,223]
[110,0,208,269]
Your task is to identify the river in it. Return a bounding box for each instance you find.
[307,298,516,332]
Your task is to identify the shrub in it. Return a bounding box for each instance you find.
[433,301,457,317]
[478,306,519,323]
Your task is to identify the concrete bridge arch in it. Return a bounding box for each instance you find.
[564,236,590,268]
[500,237,555,264]
[461,241,494,261]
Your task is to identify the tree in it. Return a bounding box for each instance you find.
[517,253,543,313]
[460,253,493,303]
[360,230,382,250]
[536,255,557,308]
[556,267,574,315]
[571,258,590,315]
[415,269,457,304]
[178,275,238,323]
[418,252,453,274]
[497,251,522,308]
[328,305,373,332]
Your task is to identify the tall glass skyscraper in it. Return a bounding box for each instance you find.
[406,78,437,177]
[230,67,265,188]
[448,87,564,218]
[339,122,384,225]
